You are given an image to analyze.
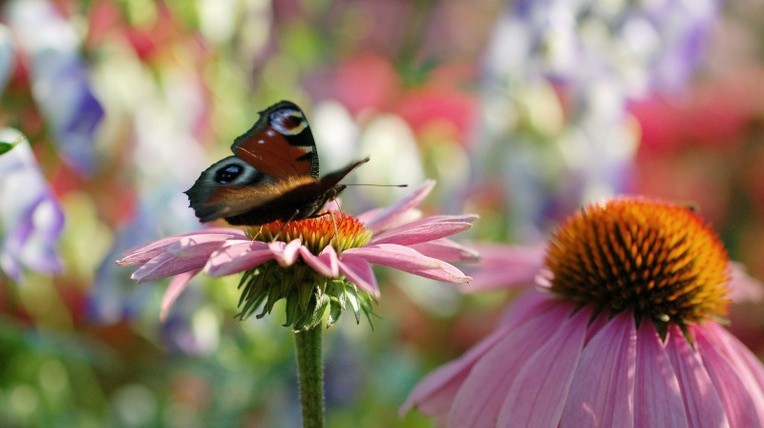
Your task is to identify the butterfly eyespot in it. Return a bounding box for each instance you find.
[215,163,244,184]
[270,108,308,136]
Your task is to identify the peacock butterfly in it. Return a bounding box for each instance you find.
[185,100,369,225]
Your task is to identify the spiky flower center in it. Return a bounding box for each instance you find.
[249,211,372,254]
[239,211,376,331]
[544,198,729,329]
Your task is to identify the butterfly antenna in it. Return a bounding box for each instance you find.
[344,183,408,188]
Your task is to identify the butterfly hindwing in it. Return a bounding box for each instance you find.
[231,100,319,180]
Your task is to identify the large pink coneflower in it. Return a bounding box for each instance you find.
[402,197,764,427]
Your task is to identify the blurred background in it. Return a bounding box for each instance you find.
[1,0,763,426]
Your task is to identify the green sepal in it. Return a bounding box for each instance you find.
[236,261,377,332]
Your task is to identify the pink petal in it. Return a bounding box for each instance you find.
[716,324,764,395]
[561,312,637,428]
[497,308,589,426]
[318,246,340,277]
[447,302,575,426]
[400,293,554,417]
[400,321,518,417]
[116,228,244,265]
[360,180,435,233]
[727,262,763,302]
[299,246,338,278]
[633,322,688,427]
[696,324,764,425]
[665,325,728,428]
[343,244,470,284]
[204,241,273,277]
[370,214,477,246]
[160,269,199,321]
[462,243,546,292]
[169,234,237,258]
[269,239,302,267]
[131,251,209,282]
[337,254,379,296]
[409,238,479,262]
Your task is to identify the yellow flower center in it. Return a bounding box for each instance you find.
[249,211,372,254]
[544,198,729,329]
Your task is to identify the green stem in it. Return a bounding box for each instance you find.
[294,325,324,428]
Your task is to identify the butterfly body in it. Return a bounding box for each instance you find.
[185,101,368,225]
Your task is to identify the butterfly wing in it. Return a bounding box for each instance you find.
[186,100,367,226]
[185,156,369,225]
[231,100,320,180]
[223,157,370,225]
[184,156,272,222]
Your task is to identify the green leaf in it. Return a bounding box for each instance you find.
[0,140,18,155]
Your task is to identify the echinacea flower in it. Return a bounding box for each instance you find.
[401,197,764,426]
[117,181,476,328]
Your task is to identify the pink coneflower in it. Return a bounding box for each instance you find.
[116,180,476,327]
[401,197,764,426]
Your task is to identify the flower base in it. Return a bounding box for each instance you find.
[237,261,377,331]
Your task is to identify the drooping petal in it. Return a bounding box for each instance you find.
[318,245,340,277]
[337,254,379,296]
[344,244,470,284]
[299,246,336,278]
[169,233,241,258]
[696,324,764,425]
[361,180,435,233]
[370,214,477,246]
[633,321,688,428]
[497,308,588,427]
[666,325,729,428]
[400,292,557,417]
[447,303,575,426]
[204,241,273,277]
[117,229,244,265]
[463,243,546,292]
[160,269,200,321]
[131,251,209,283]
[561,312,637,428]
[409,238,479,263]
[269,239,302,267]
[400,321,518,417]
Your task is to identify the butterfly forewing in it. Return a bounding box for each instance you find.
[231,101,319,180]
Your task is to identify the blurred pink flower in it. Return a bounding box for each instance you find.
[117,181,476,320]
[402,198,764,426]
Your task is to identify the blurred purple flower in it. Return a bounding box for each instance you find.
[4,0,104,175]
[487,0,720,92]
[474,0,720,240]
[0,128,64,281]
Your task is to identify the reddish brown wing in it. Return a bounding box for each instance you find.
[231,100,319,180]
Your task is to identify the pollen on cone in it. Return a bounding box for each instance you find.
[544,198,730,328]
[252,211,372,254]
